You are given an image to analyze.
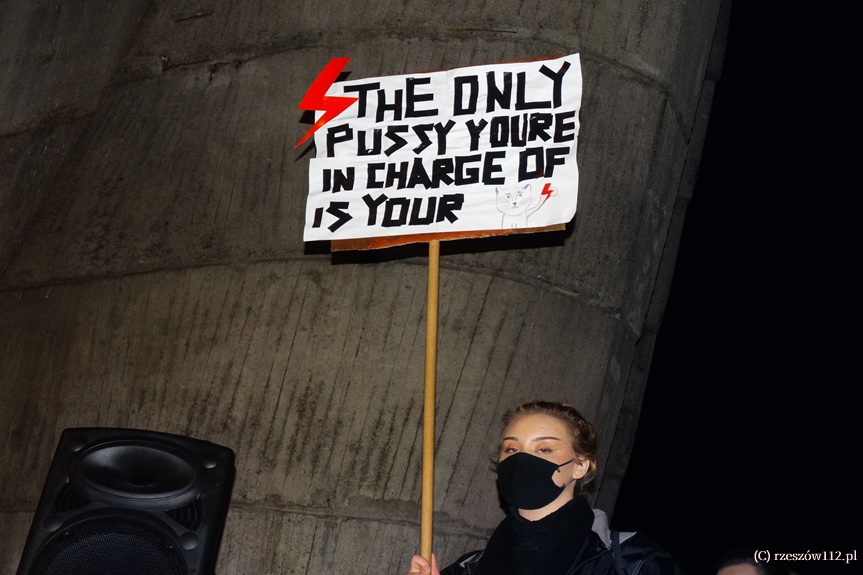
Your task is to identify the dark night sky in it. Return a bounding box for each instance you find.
[612,3,856,575]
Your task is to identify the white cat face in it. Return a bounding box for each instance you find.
[496,184,532,215]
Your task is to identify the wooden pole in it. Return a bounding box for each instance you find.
[421,239,440,561]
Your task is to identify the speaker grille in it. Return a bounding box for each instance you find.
[29,516,187,575]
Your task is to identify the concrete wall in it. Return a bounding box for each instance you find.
[0,1,728,573]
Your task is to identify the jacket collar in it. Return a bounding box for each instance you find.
[590,509,636,547]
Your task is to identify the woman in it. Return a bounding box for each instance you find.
[405,401,680,575]
[714,547,795,575]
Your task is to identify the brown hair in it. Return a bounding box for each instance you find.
[502,401,598,491]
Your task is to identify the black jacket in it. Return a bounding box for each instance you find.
[440,509,682,575]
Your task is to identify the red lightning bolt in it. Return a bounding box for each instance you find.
[540,182,554,204]
[295,57,358,148]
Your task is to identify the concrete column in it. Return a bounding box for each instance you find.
[0,1,728,572]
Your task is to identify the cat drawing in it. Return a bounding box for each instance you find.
[495,184,544,228]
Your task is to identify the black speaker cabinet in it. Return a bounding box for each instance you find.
[16,428,235,575]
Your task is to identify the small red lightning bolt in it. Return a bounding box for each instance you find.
[540,182,555,204]
[295,57,358,148]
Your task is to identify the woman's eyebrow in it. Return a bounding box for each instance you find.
[530,436,562,442]
[501,435,563,442]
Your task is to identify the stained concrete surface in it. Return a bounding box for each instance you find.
[0,1,728,573]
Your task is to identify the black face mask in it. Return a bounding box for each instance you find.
[496,452,575,510]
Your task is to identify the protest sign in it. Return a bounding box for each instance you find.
[295,54,584,562]
[301,54,582,245]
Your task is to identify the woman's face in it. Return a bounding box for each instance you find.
[499,413,589,487]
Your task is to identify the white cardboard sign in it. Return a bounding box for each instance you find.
[304,54,582,242]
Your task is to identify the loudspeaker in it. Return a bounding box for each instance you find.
[16,428,235,575]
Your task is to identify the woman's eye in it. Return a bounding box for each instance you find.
[536,448,552,454]
[502,446,518,454]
